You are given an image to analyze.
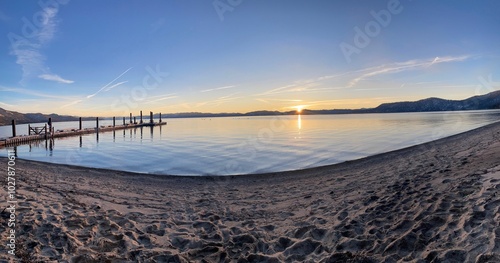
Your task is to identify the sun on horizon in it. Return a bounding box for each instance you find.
[295,105,304,114]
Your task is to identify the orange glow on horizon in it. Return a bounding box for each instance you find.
[295,105,303,113]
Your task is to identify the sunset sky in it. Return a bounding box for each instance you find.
[1,0,499,116]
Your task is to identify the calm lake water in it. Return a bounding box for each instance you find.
[1,110,500,175]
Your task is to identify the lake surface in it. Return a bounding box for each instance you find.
[1,110,500,176]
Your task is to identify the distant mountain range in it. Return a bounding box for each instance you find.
[1,90,499,126]
[371,90,500,113]
[160,90,500,117]
[0,108,94,126]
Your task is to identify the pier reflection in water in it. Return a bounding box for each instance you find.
[27,139,54,154]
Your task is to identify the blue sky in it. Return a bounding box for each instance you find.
[1,0,499,116]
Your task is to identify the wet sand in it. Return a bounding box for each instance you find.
[0,121,499,262]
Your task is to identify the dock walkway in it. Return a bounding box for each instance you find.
[0,111,166,148]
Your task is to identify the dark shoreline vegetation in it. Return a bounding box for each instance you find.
[1,90,499,126]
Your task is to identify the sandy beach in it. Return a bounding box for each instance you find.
[0,121,499,262]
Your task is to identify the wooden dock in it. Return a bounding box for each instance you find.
[0,111,166,148]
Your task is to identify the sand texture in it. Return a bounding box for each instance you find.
[0,122,499,262]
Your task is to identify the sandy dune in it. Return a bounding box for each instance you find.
[0,122,499,262]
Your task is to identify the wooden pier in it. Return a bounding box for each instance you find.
[0,111,166,148]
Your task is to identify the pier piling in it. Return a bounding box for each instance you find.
[113,117,116,127]
[11,120,16,137]
[159,113,162,123]
[123,117,126,125]
[96,117,99,140]
[140,111,143,124]
[79,117,82,130]
[150,111,153,123]
[129,113,132,124]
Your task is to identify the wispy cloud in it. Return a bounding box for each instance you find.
[287,97,397,110]
[9,7,72,84]
[258,83,325,96]
[279,99,343,110]
[258,84,345,96]
[347,55,471,87]
[46,68,133,110]
[87,67,132,98]
[104,81,128,91]
[61,100,83,108]
[256,98,303,105]
[10,47,44,83]
[399,81,476,90]
[147,93,178,103]
[354,87,399,91]
[201,85,236,93]
[38,7,58,44]
[152,96,178,102]
[260,84,296,95]
[0,86,77,100]
[38,74,74,84]
[256,55,472,101]
[0,101,14,108]
[259,72,355,96]
[404,81,445,86]
[196,93,241,108]
[426,57,440,68]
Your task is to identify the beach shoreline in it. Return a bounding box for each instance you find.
[0,122,499,262]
